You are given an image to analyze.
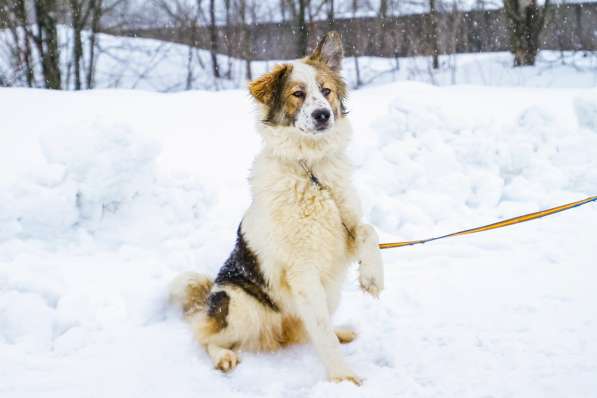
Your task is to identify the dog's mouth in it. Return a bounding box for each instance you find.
[295,123,331,135]
[314,123,329,132]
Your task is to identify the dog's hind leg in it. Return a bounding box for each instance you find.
[192,289,243,372]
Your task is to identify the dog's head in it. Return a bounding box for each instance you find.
[249,32,347,136]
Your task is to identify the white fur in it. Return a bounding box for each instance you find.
[173,58,384,385]
[290,62,335,134]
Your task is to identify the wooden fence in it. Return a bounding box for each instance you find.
[107,3,597,60]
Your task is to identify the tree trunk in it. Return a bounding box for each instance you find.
[86,0,102,89]
[209,0,220,79]
[185,44,194,90]
[34,0,61,89]
[379,0,388,18]
[297,0,308,56]
[429,0,440,69]
[504,0,550,67]
[352,0,361,88]
[353,56,361,88]
[224,0,232,79]
[15,0,35,86]
[70,0,83,90]
[239,0,253,81]
[379,0,388,53]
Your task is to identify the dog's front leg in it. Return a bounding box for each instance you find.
[356,224,384,298]
[287,270,362,385]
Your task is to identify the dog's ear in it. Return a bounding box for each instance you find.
[309,31,344,72]
[248,64,292,105]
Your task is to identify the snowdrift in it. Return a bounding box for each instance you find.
[1,83,596,397]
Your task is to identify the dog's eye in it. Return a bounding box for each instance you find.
[292,91,305,98]
[321,88,331,97]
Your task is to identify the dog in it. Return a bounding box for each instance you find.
[170,31,384,385]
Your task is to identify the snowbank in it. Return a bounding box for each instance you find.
[1,82,596,397]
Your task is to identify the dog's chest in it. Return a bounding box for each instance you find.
[270,170,349,252]
[299,179,340,219]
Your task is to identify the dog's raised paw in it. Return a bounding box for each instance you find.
[214,349,239,373]
[359,275,381,298]
[335,328,357,344]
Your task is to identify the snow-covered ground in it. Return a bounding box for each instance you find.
[1,76,597,396]
[84,39,597,91]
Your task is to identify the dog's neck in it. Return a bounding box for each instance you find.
[257,117,352,164]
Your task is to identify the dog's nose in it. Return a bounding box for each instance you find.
[312,109,331,124]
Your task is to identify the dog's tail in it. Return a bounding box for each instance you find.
[169,272,213,317]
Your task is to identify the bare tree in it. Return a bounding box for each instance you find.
[429,0,440,69]
[86,0,103,89]
[504,0,551,66]
[224,0,233,78]
[209,0,220,79]
[154,0,205,89]
[0,69,8,86]
[286,0,309,56]
[33,0,62,89]
[0,0,36,86]
[352,0,362,88]
[16,0,35,86]
[298,0,309,55]
[1,0,109,89]
[379,0,388,17]
[379,0,388,54]
[69,0,96,89]
[238,0,253,80]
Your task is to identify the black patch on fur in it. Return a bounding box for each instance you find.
[264,66,292,126]
[206,290,230,329]
[215,225,280,311]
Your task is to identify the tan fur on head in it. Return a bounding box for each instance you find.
[248,63,293,106]
[248,31,347,133]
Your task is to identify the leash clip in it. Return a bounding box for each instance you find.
[299,160,324,190]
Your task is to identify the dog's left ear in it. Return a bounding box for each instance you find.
[309,31,344,72]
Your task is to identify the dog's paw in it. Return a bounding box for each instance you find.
[329,369,363,386]
[358,266,384,298]
[356,225,384,298]
[359,275,381,298]
[335,328,357,344]
[214,349,240,373]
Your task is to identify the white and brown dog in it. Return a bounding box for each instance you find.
[170,32,384,385]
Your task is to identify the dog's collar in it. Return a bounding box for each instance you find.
[298,159,326,190]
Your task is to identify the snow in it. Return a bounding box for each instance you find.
[91,40,597,91]
[1,76,597,396]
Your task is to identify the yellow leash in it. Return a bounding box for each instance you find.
[378,195,597,250]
